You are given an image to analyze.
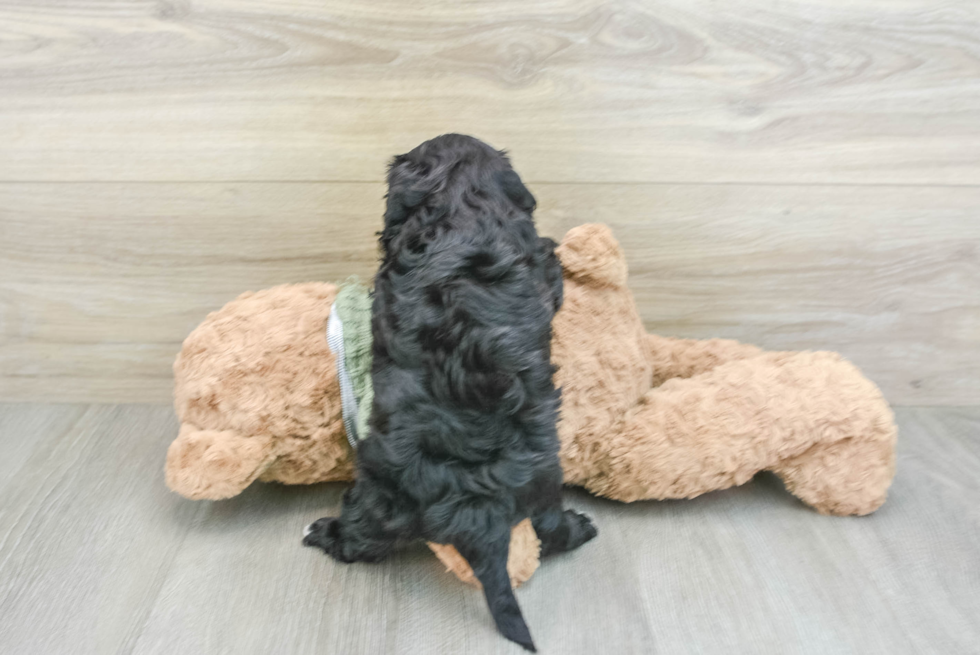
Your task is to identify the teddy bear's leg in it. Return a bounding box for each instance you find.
[428,519,541,589]
[646,334,764,386]
[577,350,897,513]
[771,436,896,516]
[165,423,277,500]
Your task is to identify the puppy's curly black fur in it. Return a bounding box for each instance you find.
[304,134,597,651]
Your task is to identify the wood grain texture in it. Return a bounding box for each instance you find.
[2,0,978,404]
[0,182,384,403]
[1,0,979,183]
[0,403,87,495]
[1,404,978,654]
[0,404,207,655]
[2,182,977,404]
[541,184,980,407]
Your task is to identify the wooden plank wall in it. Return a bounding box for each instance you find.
[1,0,978,405]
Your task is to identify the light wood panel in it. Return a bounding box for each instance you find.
[2,0,978,404]
[543,184,980,407]
[0,182,384,403]
[2,182,977,404]
[1,0,979,183]
[1,404,978,653]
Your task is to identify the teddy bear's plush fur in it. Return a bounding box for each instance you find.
[168,282,353,499]
[167,223,897,587]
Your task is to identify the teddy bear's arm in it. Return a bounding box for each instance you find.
[646,334,764,387]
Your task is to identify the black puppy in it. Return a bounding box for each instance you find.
[303,134,597,651]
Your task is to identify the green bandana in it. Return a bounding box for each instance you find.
[326,278,374,448]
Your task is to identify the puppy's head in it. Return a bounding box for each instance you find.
[380,134,535,254]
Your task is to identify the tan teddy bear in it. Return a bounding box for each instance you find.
[167,224,897,587]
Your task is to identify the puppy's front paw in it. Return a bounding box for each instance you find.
[302,517,342,555]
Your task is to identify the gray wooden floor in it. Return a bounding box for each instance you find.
[0,404,977,655]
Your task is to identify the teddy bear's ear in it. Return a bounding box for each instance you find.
[555,223,628,288]
[165,423,277,500]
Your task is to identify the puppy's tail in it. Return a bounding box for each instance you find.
[458,532,536,652]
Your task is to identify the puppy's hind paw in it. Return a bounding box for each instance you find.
[302,517,341,553]
[567,510,598,550]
